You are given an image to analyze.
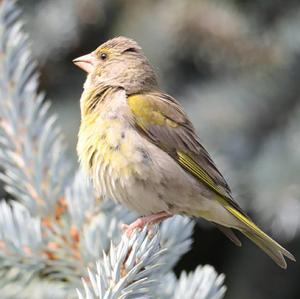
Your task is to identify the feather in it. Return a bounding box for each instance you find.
[223,202,295,268]
[214,223,242,247]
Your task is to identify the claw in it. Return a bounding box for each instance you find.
[122,211,173,237]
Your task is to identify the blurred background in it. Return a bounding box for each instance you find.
[9,0,300,298]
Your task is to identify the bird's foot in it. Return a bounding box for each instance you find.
[122,211,172,237]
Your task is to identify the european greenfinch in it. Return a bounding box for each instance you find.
[73,36,295,269]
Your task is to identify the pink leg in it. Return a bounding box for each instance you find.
[122,211,173,236]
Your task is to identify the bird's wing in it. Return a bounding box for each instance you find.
[127,92,297,268]
[127,91,236,203]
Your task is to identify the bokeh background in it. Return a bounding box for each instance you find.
[8,0,300,298]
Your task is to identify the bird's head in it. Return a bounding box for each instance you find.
[73,36,158,94]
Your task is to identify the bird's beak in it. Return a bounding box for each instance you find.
[73,52,97,73]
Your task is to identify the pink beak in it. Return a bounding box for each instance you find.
[73,52,97,73]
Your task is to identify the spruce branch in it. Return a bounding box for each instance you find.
[159,216,194,272]
[0,0,71,216]
[77,228,226,299]
[0,200,45,298]
[0,200,42,257]
[173,266,226,299]
[77,227,166,299]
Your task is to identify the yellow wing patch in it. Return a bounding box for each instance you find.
[128,94,178,128]
[177,151,225,198]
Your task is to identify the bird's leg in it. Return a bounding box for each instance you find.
[122,211,173,236]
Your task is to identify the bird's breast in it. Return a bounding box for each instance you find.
[77,115,153,198]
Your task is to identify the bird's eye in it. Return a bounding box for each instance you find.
[100,53,108,60]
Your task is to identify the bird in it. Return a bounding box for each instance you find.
[73,36,295,269]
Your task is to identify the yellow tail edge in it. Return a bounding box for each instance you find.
[224,204,296,269]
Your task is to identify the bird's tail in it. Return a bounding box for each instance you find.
[224,204,296,269]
